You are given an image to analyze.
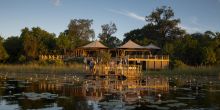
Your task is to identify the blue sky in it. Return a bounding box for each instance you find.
[0,0,220,40]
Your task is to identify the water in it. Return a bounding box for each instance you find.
[0,73,220,110]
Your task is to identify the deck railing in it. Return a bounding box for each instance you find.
[128,55,169,60]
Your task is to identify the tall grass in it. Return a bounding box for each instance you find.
[144,66,220,77]
[1,64,219,78]
[0,63,87,76]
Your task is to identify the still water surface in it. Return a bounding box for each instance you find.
[0,73,220,110]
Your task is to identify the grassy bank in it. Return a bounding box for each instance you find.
[0,64,87,75]
[144,66,220,76]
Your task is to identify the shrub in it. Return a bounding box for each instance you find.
[97,51,111,64]
[18,55,26,63]
[38,59,64,66]
[170,59,188,69]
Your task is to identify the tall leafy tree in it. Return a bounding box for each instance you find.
[124,6,185,48]
[98,22,121,48]
[0,36,9,62]
[20,27,56,61]
[20,28,38,60]
[3,36,22,63]
[145,6,184,41]
[57,32,72,54]
[31,27,56,54]
[201,47,216,65]
[66,19,95,48]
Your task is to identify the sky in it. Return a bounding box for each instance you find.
[0,0,220,40]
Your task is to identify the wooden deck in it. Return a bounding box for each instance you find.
[127,55,169,70]
[90,64,142,79]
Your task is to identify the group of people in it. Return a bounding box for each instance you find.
[83,57,129,74]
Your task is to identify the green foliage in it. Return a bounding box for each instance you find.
[0,38,8,62]
[64,57,84,64]
[22,29,38,60]
[3,36,22,63]
[146,6,184,42]
[97,51,111,64]
[124,6,220,66]
[57,33,72,54]
[124,6,185,52]
[215,48,220,64]
[66,19,95,48]
[201,47,216,65]
[0,19,96,64]
[99,22,122,48]
[163,42,174,55]
[39,59,64,66]
[18,55,26,63]
[170,59,188,69]
[20,27,57,61]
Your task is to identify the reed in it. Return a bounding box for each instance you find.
[144,66,220,76]
[0,63,87,76]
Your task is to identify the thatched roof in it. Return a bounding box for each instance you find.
[118,40,143,49]
[81,40,108,49]
[144,43,161,49]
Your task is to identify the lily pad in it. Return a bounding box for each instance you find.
[176,97,195,100]
[167,103,187,107]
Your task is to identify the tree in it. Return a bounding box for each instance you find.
[210,32,220,64]
[66,19,95,48]
[201,47,216,65]
[20,27,57,61]
[0,37,9,62]
[98,22,121,48]
[124,6,185,50]
[99,22,117,41]
[30,27,56,54]
[57,32,72,54]
[145,6,185,46]
[124,29,144,44]
[3,36,22,63]
[215,48,220,64]
[21,28,38,60]
[172,34,202,65]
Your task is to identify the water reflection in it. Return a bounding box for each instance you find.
[0,73,220,110]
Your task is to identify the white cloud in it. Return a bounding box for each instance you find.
[108,9,145,22]
[190,16,213,30]
[179,16,215,33]
[127,11,145,21]
[51,0,60,6]
[178,24,201,33]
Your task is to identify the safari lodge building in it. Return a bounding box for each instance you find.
[74,40,169,70]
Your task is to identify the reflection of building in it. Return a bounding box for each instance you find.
[81,78,169,103]
[32,78,169,103]
[0,77,169,109]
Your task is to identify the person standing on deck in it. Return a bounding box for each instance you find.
[110,60,115,71]
[89,59,95,74]
[83,57,88,71]
[93,58,97,74]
